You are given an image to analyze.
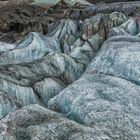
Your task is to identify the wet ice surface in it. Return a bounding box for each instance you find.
[0,10,140,139]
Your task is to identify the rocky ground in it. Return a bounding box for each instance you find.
[0,0,140,42]
[0,0,140,140]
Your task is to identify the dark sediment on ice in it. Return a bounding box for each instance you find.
[1,1,140,43]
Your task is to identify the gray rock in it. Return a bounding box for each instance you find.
[85,1,140,16]
[82,12,126,40]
